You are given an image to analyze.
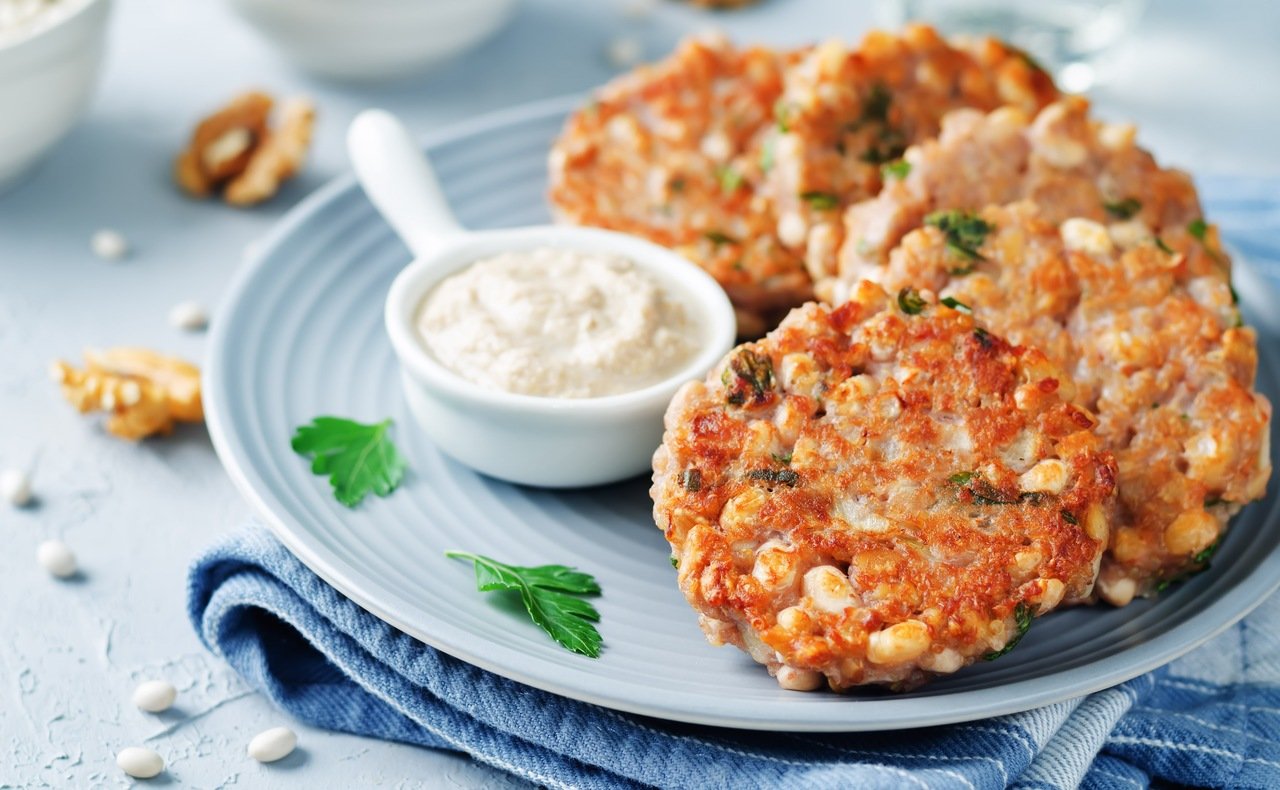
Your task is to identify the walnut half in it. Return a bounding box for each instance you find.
[52,348,204,440]
[175,91,316,206]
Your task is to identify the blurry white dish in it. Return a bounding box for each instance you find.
[0,0,110,194]
[226,0,518,81]
[348,109,736,488]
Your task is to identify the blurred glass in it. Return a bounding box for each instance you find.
[876,0,1148,93]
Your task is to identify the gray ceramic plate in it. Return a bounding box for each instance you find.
[204,96,1280,731]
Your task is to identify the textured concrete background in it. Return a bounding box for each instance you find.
[0,0,1277,786]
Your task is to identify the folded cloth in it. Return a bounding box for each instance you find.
[189,183,1280,790]
[189,522,1280,790]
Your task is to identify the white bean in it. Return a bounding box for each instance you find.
[606,36,642,68]
[0,468,32,506]
[36,540,76,578]
[168,301,209,331]
[91,228,129,261]
[132,680,177,713]
[248,726,297,763]
[116,746,164,778]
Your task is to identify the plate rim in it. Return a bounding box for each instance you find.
[203,94,1280,731]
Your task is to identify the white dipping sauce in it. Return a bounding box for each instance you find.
[417,247,697,398]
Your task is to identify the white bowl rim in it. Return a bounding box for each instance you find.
[384,224,738,417]
[0,0,106,58]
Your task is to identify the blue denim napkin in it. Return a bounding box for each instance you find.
[189,178,1280,789]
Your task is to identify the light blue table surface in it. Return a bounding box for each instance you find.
[1,0,1277,787]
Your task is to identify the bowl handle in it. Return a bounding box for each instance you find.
[347,109,465,259]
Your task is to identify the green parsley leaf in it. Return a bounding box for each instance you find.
[771,452,793,466]
[669,177,686,193]
[801,191,840,211]
[1154,236,1175,255]
[1103,197,1142,220]
[925,210,992,265]
[881,159,911,180]
[948,469,1017,505]
[445,551,603,658]
[940,296,972,313]
[670,555,680,569]
[1193,541,1220,565]
[1186,218,1229,268]
[897,286,927,315]
[984,602,1033,660]
[746,468,800,487]
[973,326,993,348]
[715,165,743,194]
[704,230,738,246]
[725,348,775,406]
[291,417,407,508]
[774,99,792,132]
[1061,509,1078,525]
[859,140,907,165]
[759,138,775,172]
[861,83,892,124]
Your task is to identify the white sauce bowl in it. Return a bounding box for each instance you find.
[385,226,736,488]
[352,109,737,488]
[0,0,111,194]
[226,0,518,81]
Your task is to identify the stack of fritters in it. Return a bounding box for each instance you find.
[851,203,1270,605]
[549,25,1056,336]
[550,25,1272,691]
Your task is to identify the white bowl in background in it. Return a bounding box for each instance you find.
[226,0,519,81]
[0,0,111,194]
[349,110,738,488]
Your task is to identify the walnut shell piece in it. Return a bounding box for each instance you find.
[224,98,317,207]
[174,91,315,206]
[52,348,204,440]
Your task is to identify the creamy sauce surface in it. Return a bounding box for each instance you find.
[417,247,698,398]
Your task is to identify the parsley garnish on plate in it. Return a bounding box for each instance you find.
[446,552,603,658]
[291,416,407,508]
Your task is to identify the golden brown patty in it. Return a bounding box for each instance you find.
[651,282,1116,690]
[859,202,1271,604]
[824,96,1214,302]
[548,33,810,337]
[765,24,1059,284]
